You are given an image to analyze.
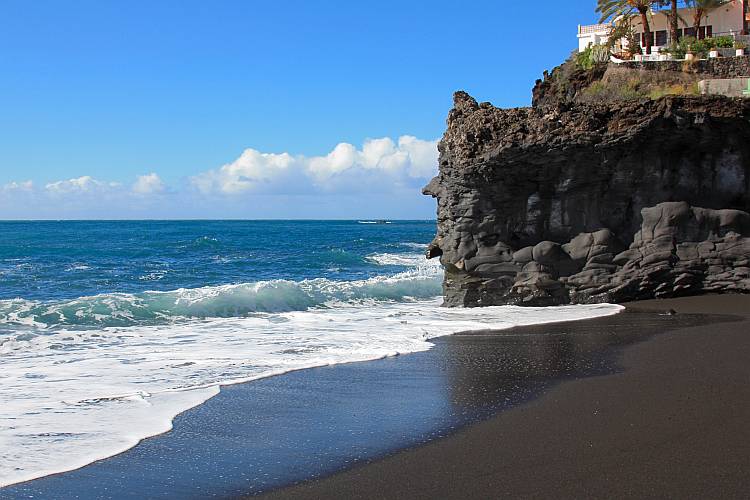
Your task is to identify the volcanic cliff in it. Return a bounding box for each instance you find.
[424,65,750,306]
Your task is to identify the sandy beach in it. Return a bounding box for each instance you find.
[260,295,750,499]
[4,295,748,499]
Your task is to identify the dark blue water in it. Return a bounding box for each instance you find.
[0,220,436,302]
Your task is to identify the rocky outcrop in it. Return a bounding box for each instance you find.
[518,202,750,306]
[424,92,750,306]
[532,57,750,109]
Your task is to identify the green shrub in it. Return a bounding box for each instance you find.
[693,38,716,57]
[666,36,737,58]
[683,37,703,56]
[578,77,643,102]
[575,44,609,70]
[713,36,735,48]
[664,37,688,59]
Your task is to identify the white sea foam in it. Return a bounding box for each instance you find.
[367,252,434,267]
[0,252,624,488]
[65,264,91,272]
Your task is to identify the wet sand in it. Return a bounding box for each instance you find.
[4,296,747,499]
[260,295,750,499]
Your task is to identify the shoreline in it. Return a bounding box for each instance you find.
[259,294,750,499]
[0,302,621,491]
[2,295,747,498]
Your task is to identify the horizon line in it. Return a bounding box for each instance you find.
[0,218,437,222]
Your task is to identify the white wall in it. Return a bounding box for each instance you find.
[578,24,611,52]
[577,1,745,52]
[632,1,744,48]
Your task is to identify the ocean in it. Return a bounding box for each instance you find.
[0,220,622,487]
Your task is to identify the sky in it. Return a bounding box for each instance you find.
[0,0,602,219]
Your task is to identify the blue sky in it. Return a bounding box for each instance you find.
[0,1,600,219]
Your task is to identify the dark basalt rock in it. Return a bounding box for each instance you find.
[424,91,750,306]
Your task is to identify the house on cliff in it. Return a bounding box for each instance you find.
[578,0,748,52]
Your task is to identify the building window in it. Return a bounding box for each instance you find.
[639,25,712,46]
[655,30,668,46]
[640,31,668,46]
[683,26,712,39]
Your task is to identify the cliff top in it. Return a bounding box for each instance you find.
[531,56,750,109]
[440,90,750,172]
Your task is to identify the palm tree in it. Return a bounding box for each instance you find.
[669,0,679,43]
[667,0,680,44]
[686,0,730,38]
[657,0,686,44]
[597,0,658,54]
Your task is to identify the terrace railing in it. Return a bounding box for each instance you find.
[710,31,749,42]
[579,23,610,35]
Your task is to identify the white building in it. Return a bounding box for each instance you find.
[578,0,748,53]
[577,23,612,52]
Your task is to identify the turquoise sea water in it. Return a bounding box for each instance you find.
[0,220,623,488]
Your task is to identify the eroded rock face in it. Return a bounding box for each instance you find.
[424,92,750,306]
[569,202,750,304]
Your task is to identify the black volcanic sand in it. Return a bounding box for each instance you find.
[260,295,750,500]
[3,297,747,499]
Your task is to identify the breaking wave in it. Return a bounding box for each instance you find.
[0,265,443,329]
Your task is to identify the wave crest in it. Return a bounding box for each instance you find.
[0,266,443,328]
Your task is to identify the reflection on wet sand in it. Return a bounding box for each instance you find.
[441,311,722,410]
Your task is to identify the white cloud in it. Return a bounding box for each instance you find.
[399,136,441,178]
[44,176,120,194]
[0,135,439,218]
[191,136,438,195]
[192,150,296,194]
[2,180,33,191]
[307,143,357,180]
[132,173,165,195]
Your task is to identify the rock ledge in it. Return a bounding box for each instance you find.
[424,92,750,306]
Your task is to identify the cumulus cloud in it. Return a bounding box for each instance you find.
[0,135,439,218]
[191,136,439,195]
[132,173,165,195]
[192,150,296,194]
